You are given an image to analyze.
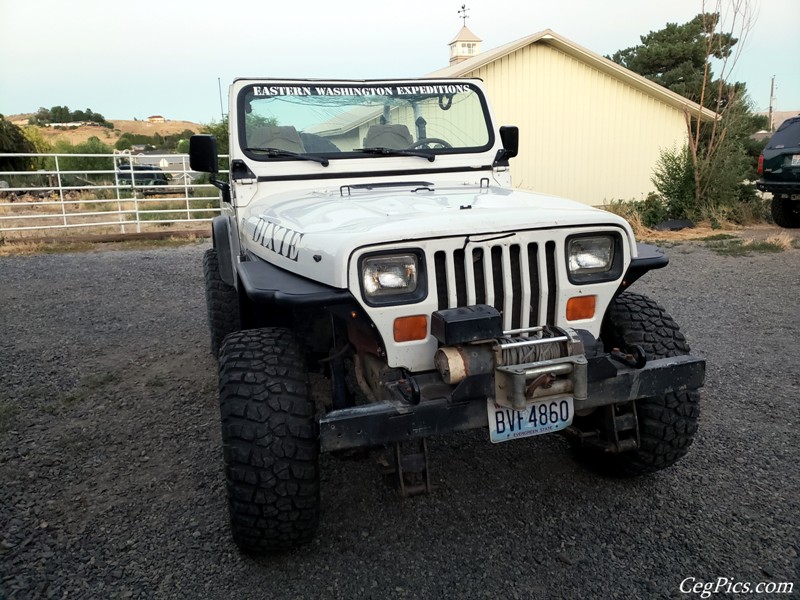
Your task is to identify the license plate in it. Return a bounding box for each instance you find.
[487,397,573,443]
[792,155,800,166]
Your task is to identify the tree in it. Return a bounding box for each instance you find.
[202,114,279,156]
[610,12,738,108]
[28,105,110,127]
[21,126,54,171]
[613,1,760,222]
[49,105,71,123]
[21,126,52,154]
[202,116,230,155]
[53,136,114,184]
[246,113,278,131]
[0,115,36,171]
[28,107,51,126]
[115,137,133,151]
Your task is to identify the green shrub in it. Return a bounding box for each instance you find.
[604,194,668,229]
[652,145,695,220]
[650,139,762,225]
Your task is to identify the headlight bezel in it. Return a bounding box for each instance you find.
[358,249,427,306]
[565,232,624,284]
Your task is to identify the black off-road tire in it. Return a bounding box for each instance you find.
[771,197,800,228]
[218,328,320,554]
[573,292,700,477]
[203,248,240,358]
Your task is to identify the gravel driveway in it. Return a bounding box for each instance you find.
[1,240,798,599]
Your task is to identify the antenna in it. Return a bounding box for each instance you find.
[458,4,470,27]
[218,77,225,121]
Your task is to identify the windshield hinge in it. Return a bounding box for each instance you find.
[231,159,256,184]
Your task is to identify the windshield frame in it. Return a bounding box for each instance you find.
[234,80,495,164]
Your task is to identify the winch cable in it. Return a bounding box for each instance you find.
[497,335,566,366]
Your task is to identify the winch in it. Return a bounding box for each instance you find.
[431,305,588,411]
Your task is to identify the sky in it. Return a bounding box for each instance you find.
[1,0,797,125]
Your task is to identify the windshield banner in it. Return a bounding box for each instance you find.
[250,84,472,97]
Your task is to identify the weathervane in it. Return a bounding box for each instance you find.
[458,4,470,26]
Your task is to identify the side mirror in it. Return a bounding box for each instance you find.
[499,126,519,159]
[189,135,219,174]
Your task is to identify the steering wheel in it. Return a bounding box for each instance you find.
[407,138,453,149]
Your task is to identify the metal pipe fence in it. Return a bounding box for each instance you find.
[0,152,227,238]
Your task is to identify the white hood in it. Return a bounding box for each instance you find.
[240,183,634,288]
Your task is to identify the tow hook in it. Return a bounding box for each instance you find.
[610,345,647,369]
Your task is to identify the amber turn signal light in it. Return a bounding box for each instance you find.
[566,295,596,321]
[394,315,428,342]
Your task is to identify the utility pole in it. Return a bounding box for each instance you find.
[768,75,775,132]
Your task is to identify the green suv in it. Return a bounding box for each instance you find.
[757,116,800,228]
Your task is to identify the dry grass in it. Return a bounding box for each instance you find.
[619,220,750,244]
[763,232,795,250]
[0,233,205,256]
[0,240,96,256]
[7,118,204,146]
[642,223,739,242]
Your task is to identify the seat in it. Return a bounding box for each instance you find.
[363,124,413,149]
[249,126,306,152]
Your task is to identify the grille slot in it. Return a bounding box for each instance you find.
[545,241,557,325]
[433,241,557,330]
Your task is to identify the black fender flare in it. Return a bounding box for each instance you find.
[615,243,669,297]
[211,215,236,287]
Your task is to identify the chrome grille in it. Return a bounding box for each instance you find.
[433,241,557,330]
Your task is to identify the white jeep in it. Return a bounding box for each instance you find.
[190,78,705,554]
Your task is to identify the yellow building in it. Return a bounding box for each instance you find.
[429,29,715,206]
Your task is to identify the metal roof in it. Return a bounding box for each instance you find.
[429,29,716,121]
[448,26,482,45]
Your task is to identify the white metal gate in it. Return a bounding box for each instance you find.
[0,152,227,238]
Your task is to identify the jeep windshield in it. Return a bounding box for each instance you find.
[237,82,492,162]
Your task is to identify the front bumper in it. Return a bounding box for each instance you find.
[319,353,705,452]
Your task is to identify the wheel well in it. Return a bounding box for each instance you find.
[237,285,293,331]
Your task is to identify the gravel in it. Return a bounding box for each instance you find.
[1,239,798,599]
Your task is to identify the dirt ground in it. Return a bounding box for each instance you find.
[1,239,797,598]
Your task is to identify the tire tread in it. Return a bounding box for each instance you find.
[203,248,240,358]
[218,328,319,553]
[576,292,700,477]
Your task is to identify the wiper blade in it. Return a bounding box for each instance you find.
[356,147,435,162]
[245,147,329,167]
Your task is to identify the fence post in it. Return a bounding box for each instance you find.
[134,192,141,233]
[182,155,191,220]
[113,153,125,233]
[55,155,67,226]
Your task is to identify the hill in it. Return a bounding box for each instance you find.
[7,114,205,146]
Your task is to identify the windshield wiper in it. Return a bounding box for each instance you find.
[245,147,329,167]
[356,147,435,162]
